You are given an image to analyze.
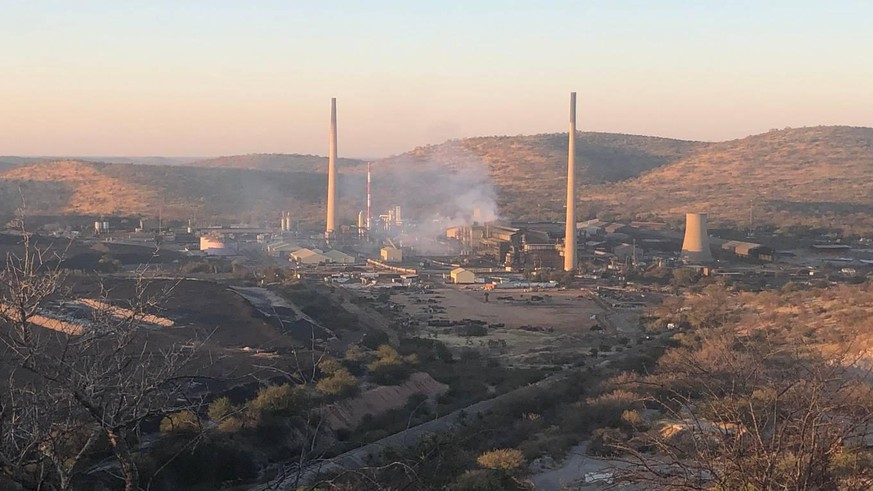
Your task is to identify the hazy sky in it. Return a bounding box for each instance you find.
[2,1,871,157]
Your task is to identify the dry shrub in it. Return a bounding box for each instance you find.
[476,448,526,471]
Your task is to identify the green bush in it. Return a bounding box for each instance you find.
[477,448,525,471]
[368,345,418,385]
[208,397,234,422]
[316,367,359,398]
[160,410,200,434]
[247,383,307,417]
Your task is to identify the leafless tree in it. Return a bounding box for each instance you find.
[0,217,204,490]
[611,329,873,490]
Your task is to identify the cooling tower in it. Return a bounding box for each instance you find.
[326,97,338,236]
[563,92,577,272]
[681,213,713,263]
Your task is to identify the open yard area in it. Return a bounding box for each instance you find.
[391,285,647,368]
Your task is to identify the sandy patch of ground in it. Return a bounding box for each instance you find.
[393,286,642,367]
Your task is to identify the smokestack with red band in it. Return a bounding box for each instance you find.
[563,92,577,272]
[326,97,338,237]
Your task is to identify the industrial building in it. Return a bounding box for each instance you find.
[292,248,329,265]
[479,225,523,260]
[266,241,300,256]
[613,242,641,260]
[579,219,607,236]
[323,249,356,264]
[199,235,239,256]
[450,267,476,284]
[381,246,403,263]
[720,240,774,262]
[290,248,356,265]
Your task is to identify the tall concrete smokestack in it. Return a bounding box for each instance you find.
[681,213,713,263]
[326,97,338,237]
[366,161,372,233]
[563,92,577,272]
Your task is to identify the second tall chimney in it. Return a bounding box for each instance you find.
[326,97,338,236]
[563,92,577,272]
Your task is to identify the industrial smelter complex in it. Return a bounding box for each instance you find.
[117,92,783,283]
[310,93,779,280]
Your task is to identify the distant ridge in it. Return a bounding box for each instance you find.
[0,156,45,171]
[2,126,873,233]
[0,156,198,168]
[0,160,335,224]
[583,126,873,233]
[187,153,367,173]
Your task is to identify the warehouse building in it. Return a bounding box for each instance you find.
[450,267,476,284]
[323,249,356,264]
[720,240,774,262]
[292,248,330,265]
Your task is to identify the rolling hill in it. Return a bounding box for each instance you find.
[372,133,703,222]
[0,161,359,226]
[582,126,873,234]
[0,156,44,172]
[2,126,872,234]
[188,153,368,173]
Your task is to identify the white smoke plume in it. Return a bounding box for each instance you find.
[373,142,500,235]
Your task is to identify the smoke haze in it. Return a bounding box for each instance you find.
[374,142,500,233]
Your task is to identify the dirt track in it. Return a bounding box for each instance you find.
[255,368,585,490]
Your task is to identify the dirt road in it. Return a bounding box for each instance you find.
[253,368,582,490]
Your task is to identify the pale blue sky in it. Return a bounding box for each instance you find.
[1,1,871,156]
